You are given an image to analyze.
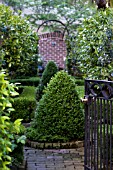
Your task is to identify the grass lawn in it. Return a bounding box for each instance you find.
[76,85,84,99]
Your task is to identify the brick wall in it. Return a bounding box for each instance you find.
[38,32,67,69]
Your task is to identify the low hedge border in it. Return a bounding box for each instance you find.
[11,86,36,122]
[10,77,40,87]
[75,79,84,86]
[25,139,84,149]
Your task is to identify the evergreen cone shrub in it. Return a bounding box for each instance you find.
[28,71,84,142]
[36,60,58,101]
[41,60,58,86]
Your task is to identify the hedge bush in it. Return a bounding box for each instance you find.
[41,60,58,86]
[10,77,40,86]
[0,4,38,78]
[15,86,24,95]
[11,86,36,122]
[71,76,84,85]
[36,60,58,101]
[27,71,84,142]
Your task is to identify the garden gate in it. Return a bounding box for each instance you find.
[83,79,113,170]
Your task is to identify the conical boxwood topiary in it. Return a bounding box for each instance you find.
[36,60,58,101]
[41,60,58,86]
[28,71,84,142]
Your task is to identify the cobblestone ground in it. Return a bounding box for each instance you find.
[24,147,84,170]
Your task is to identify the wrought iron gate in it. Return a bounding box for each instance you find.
[84,79,113,170]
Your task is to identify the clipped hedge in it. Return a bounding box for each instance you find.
[11,86,36,122]
[10,77,40,86]
[27,71,84,142]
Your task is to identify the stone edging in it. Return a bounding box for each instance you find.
[26,139,84,149]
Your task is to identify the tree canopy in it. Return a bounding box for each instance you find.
[0,4,38,78]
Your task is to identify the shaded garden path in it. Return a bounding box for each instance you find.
[24,146,84,170]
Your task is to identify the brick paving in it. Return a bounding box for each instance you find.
[24,147,84,170]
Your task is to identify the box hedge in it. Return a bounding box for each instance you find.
[27,71,84,142]
[10,77,40,87]
[11,86,36,122]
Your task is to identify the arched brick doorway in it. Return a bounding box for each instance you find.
[38,31,67,69]
[37,20,68,69]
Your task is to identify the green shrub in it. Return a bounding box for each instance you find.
[36,60,58,101]
[19,86,36,98]
[36,84,44,101]
[75,8,113,79]
[9,124,26,167]
[66,58,83,77]
[41,60,58,86]
[0,71,26,170]
[15,86,24,95]
[10,77,40,86]
[0,4,38,78]
[11,86,36,122]
[27,71,84,142]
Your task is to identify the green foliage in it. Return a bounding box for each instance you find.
[11,86,36,122]
[66,58,83,77]
[13,54,38,78]
[14,86,24,94]
[36,84,44,101]
[70,76,84,99]
[75,8,113,79]
[10,77,40,86]
[36,60,58,101]
[0,70,26,170]
[41,61,58,86]
[10,134,26,167]
[74,79,84,86]
[27,71,84,142]
[19,86,36,98]
[3,0,25,11]
[0,4,38,78]
[24,0,95,27]
[9,125,26,167]
[76,86,84,99]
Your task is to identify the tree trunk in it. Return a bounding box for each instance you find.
[95,0,107,9]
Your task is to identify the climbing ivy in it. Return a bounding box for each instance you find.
[75,8,113,79]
